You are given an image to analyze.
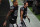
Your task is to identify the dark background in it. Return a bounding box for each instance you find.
[0,0,10,27]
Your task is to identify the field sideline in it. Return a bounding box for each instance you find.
[29,7,40,21]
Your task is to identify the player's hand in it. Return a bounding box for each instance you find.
[28,18,30,23]
[3,21,7,27]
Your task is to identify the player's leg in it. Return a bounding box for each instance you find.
[12,23,17,27]
[9,16,16,27]
[9,23,13,27]
[13,16,18,27]
[21,16,27,27]
[9,19,17,27]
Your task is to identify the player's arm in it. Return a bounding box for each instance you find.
[26,16,30,23]
[3,10,13,27]
[20,10,23,21]
[6,6,14,20]
[3,6,14,26]
[6,9,13,20]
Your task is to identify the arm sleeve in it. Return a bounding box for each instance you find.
[20,7,24,11]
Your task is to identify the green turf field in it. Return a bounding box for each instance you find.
[29,7,40,21]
